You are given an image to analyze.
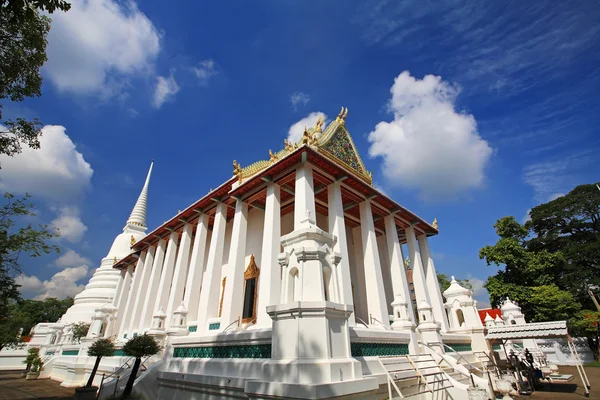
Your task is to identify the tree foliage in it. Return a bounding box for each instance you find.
[437,273,472,294]
[480,183,600,351]
[0,193,62,349]
[0,0,70,162]
[86,338,115,387]
[71,322,89,344]
[122,335,161,397]
[0,297,72,350]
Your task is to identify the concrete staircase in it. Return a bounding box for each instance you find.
[378,354,454,399]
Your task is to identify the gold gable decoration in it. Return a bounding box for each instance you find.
[244,254,260,279]
[231,107,373,185]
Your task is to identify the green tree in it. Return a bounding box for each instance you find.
[122,335,160,397]
[0,0,70,161]
[0,193,60,349]
[527,183,600,306]
[71,322,89,344]
[86,338,115,388]
[437,273,473,294]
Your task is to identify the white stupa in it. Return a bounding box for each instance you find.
[59,162,153,324]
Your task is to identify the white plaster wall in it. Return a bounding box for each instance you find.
[246,208,265,267]
[376,234,394,316]
[349,226,368,323]
[281,212,293,237]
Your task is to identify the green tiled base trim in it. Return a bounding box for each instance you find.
[492,344,502,351]
[112,349,127,357]
[62,350,79,356]
[351,342,409,357]
[208,322,220,331]
[173,344,271,359]
[133,333,138,338]
[123,334,127,339]
[188,325,197,332]
[445,343,472,352]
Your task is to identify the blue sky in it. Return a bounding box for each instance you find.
[1,0,599,305]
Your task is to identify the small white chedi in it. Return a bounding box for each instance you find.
[3,110,499,399]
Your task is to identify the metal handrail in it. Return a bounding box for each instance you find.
[369,314,385,327]
[241,317,257,330]
[419,341,481,387]
[354,316,370,328]
[406,354,434,393]
[377,357,405,399]
[223,317,241,332]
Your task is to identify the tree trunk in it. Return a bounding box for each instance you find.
[86,356,102,387]
[123,357,141,397]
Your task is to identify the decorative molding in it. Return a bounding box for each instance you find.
[173,344,271,359]
[188,325,197,332]
[445,343,473,352]
[218,277,226,317]
[208,322,221,331]
[61,350,79,356]
[243,254,260,323]
[350,342,409,357]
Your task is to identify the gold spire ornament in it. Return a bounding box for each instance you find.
[269,149,278,163]
[404,257,411,269]
[301,127,311,144]
[284,139,297,152]
[113,256,118,265]
[432,218,438,230]
[336,106,349,123]
[233,160,243,182]
[130,235,136,246]
[314,115,324,132]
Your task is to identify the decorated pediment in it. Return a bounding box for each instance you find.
[232,107,372,185]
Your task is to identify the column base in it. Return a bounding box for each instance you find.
[417,322,444,353]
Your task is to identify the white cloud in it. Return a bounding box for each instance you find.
[368,71,492,200]
[467,276,490,308]
[522,209,532,224]
[290,92,310,110]
[15,266,89,300]
[43,0,160,96]
[288,112,327,143]
[52,206,88,243]
[193,60,218,85]
[0,125,93,202]
[152,73,180,108]
[54,249,90,268]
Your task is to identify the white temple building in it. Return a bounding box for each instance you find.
[4,110,504,399]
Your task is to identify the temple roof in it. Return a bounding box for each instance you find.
[114,108,439,270]
[233,107,373,186]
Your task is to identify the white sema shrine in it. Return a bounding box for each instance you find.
[5,109,572,399]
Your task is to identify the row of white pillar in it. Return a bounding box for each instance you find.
[108,163,449,338]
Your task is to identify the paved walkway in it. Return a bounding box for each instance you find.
[0,371,74,400]
[516,366,598,399]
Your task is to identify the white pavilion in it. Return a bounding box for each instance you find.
[8,109,499,399]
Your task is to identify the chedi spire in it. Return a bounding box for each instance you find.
[126,160,153,229]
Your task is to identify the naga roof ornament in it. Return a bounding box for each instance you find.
[232,106,372,185]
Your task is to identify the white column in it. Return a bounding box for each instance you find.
[118,253,146,338]
[256,182,281,327]
[384,215,417,325]
[153,231,180,316]
[112,267,132,337]
[139,239,166,331]
[183,214,209,322]
[405,227,432,312]
[359,200,389,329]
[196,202,228,332]
[418,235,450,332]
[111,269,127,308]
[328,181,355,326]
[220,199,249,327]
[126,246,156,335]
[294,163,316,229]
[166,223,194,326]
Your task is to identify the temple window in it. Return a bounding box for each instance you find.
[242,255,260,323]
[456,309,465,327]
